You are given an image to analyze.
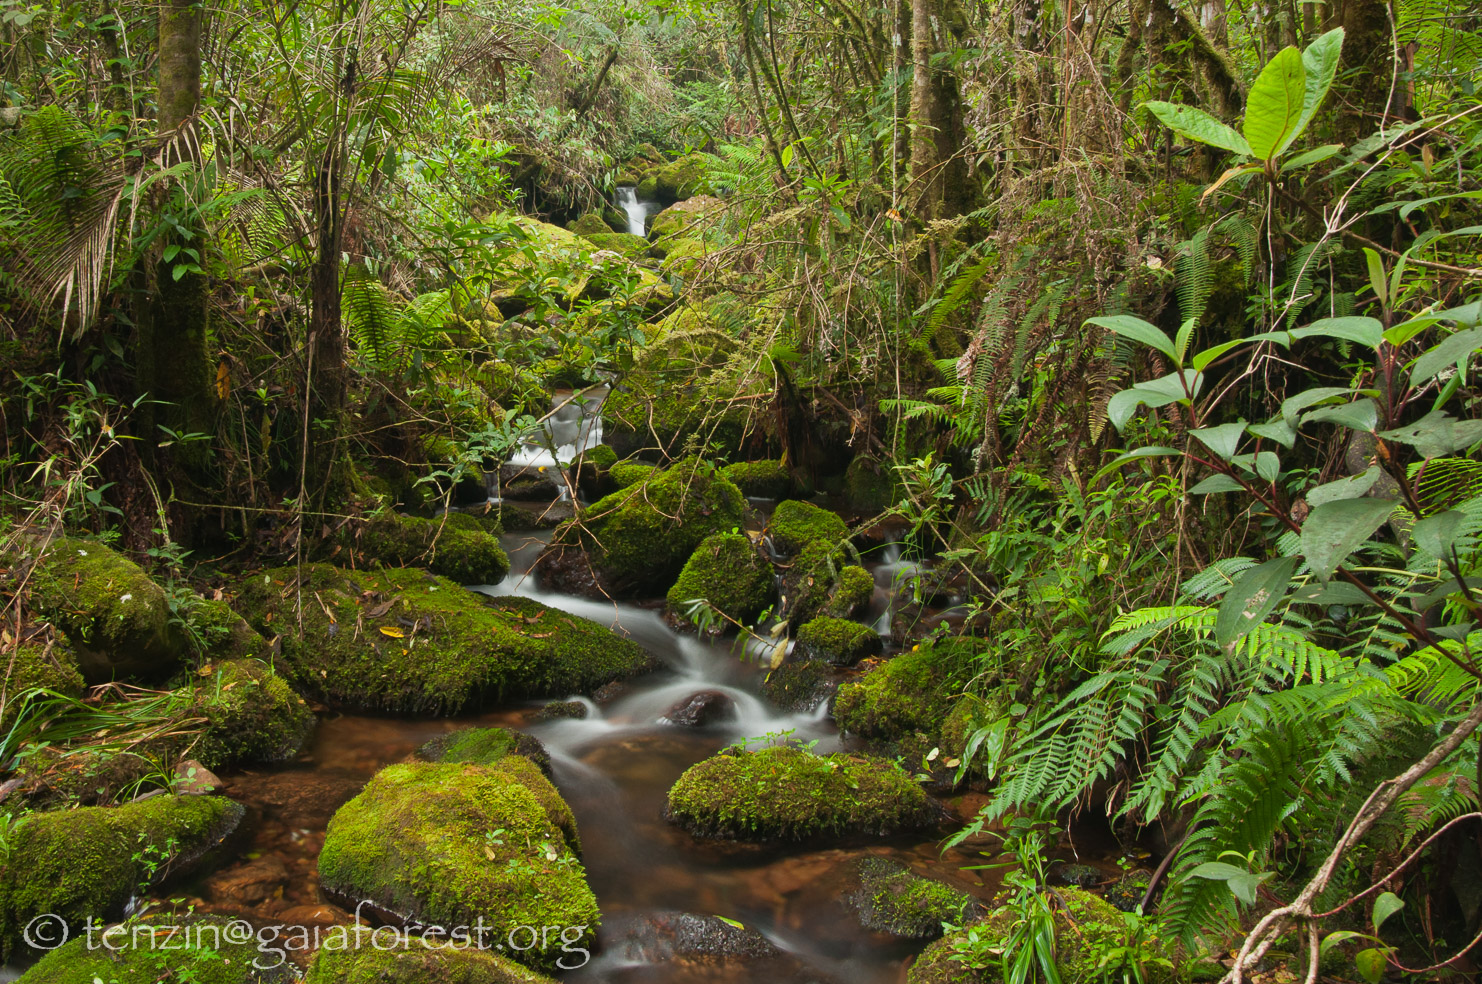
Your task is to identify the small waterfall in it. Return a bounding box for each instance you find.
[615,186,651,236]
[501,385,608,498]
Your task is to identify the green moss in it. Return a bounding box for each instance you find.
[355,512,511,585]
[635,174,658,199]
[719,460,792,498]
[796,616,881,666]
[649,194,722,239]
[187,597,272,661]
[318,762,598,971]
[852,859,976,939]
[833,643,971,743]
[444,509,505,537]
[844,456,900,512]
[306,944,561,983]
[419,726,551,777]
[568,212,614,235]
[6,536,188,683]
[549,459,745,595]
[651,153,719,200]
[608,461,657,489]
[190,659,315,770]
[0,641,83,731]
[829,566,876,616]
[762,660,832,712]
[768,500,847,555]
[18,916,289,983]
[582,232,649,258]
[783,541,874,625]
[666,533,774,627]
[665,746,937,841]
[233,565,649,714]
[0,795,244,960]
[582,444,618,471]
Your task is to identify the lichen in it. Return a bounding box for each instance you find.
[666,533,774,628]
[851,859,977,939]
[768,500,847,556]
[664,746,937,841]
[719,460,792,499]
[795,616,881,666]
[354,512,511,586]
[0,795,245,960]
[318,762,598,971]
[305,943,562,983]
[190,659,315,770]
[232,565,649,714]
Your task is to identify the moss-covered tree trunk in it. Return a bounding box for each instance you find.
[1335,0,1397,137]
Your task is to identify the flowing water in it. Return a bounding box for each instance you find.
[615,187,653,236]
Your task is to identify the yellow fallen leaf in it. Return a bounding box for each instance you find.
[379,626,405,638]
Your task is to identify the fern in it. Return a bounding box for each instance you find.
[1175,226,1213,327]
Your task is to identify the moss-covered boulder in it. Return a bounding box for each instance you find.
[5,536,188,683]
[907,888,1170,984]
[485,215,672,316]
[190,659,315,770]
[353,512,511,586]
[18,916,290,983]
[305,944,562,983]
[649,195,723,240]
[581,232,649,258]
[762,659,835,712]
[189,596,275,661]
[719,460,792,499]
[665,746,938,841]
[233,565,649,714]
[444,507,504,537]
[666,533,774,629]
[832,644,968,746]
[539,459,745,597]
[845,455,901,512]
[782,541,874,626]
[768,500,848,555]
[0,795,245,960]
[651,154,720,201]
[850,859,978,939]
[601,337,756,459]
[418,725,552,777]
[795,616,881,666]
[568,212,615,235]
[609,461,657,488]
[318,761,598,971]
[0,637,84,731]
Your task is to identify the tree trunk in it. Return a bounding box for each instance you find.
[306,143,348,502]
[1336,0,1397,136]
[908,0,943,217]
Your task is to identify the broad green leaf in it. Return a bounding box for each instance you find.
[1372,891,1404,932]
[1320,930,1373,957]
[1291,316,1384,348]
[1301,497,1398,580]
[1144,102,1253,156]
[1281,387,1353,424]
[1191,421,1246,460]
[1302,398,1378,433]
[1355,948,1387,984]
[1413,508,1466,559]
[1280,143,1342,171]
[1411,326,1482,384]
[1380,411,1482,459]
[1293,28,1345,144]
[1254,451,1280,482]
[1088,315,1177,362]
[1216,555,1298,646]
[1384,313,1444,347]
[1248,418,1297,448]
[1190,474,1246,494]
[1191,338,1253,371]
[1363,249,1387,306]
[1291,581,1374,606]
[1244,46,1307,161]
[1175,317,1197,365]
[1108,370,1204,430]
[1093,446,1184,483]
[1307,466,1381,507]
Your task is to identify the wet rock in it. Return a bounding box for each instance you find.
[832,641,974,757]
[0,795,245,960]
[417,726,552,777]
[593,680,629,703]
[174,759,223,795]
[1105,868,1154,912]
[661,690,736,727]
[233,565,650,714]
[665,746,940,842]
[665,532,774,631]
[203,855,290,907]
[318,760,596,971]
[498,499,574,531]
[1055,862,1104,887]
[719,460,793,499]
[190,659,316,770]
[3,535,189,683]
[619,910,782,961]
[762,660,837,712]
[534,699,589,721]
[305,942,560,982]
[276,903,350,927]
[502,474,560,501]
[795,616,881,666]
[849,859,979,939]
[17,915,293,983]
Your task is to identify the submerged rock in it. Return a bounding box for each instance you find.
[0,795,245,960]
[849,859,979,939]
[661,690,736,727]
[190,659,316,770]
[666,532,774,630]
[305,943,562,982]
[233,565,650,714]
[533,699,589,721]
[616,910,781,961]
[352,512,511,585]
[418,725,552,777]
[795,616,882,666]
[17,915,291,983]
[665,746,939,841]
[317,760,597,971]
[5,535,189,682]
[538,459,744,598]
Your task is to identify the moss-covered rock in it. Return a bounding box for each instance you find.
[719,460,792,499]
[665,746,938,841]
[608,461,657,488]
[795,616,881,667]
[761,659,835,712]
[0,638,84,731]
[832,644,968,745]
[305,943,562,983]
[850,859,978,939]
[444,508,504,537]
[17,916,291,983]
[581,232,649,259]
[233,565,649,713]
[188,596,274,661]
[539,459,744,597]
[568,212,615,235]
[782,541,874,626]
[353,512,511,586]
[418,726,551,777]
[9,747,159,809]
[907,887,1170,984]
[5,536,188,683]
[485,215,672,315]
[318,761,598,970]
[0,795,245,960]
[844,455,901,512]
[190,659,315,770]
[666,533,774,629]
[768,500,848,555]
[650,154,720,202]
